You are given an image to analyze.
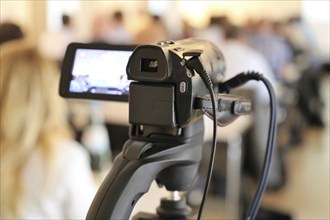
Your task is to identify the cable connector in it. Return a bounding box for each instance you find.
[218,71,263,93]
[195,94,251,114]
[182,50,214,91]
[194,94,252,126]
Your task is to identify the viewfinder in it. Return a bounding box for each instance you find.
[141,59,158,72]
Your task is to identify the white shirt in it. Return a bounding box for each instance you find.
[221,40,277,103]
[20,140,97,219]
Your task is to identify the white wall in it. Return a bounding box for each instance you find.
[302,0,330,60]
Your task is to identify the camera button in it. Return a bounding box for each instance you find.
[179,81,187,93]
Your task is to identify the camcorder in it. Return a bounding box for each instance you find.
[60,38,275,220]
[59,39,230,220]
[60,39,225,128]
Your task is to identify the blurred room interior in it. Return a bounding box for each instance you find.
[1,1,329,220]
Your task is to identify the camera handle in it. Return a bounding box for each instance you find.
[86,121,204,220]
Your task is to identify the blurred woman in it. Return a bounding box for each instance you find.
[0,40,97,219]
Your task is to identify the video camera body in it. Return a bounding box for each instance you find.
[127,39,225,129]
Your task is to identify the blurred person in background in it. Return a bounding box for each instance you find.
[91,10,133,44]
[247,19,294,82]
[282,15,326,128]
[222,24,277,101]
[106,10,133,44]
[283,15,321,69]
[181,19,196,39]
[90,13,110,43]
[221,24,286,189]
[194,15,230,49]
[0,22,24,45]
[133,13,168,44]
[0,40,97,219]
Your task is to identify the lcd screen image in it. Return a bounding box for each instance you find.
[69,49,132,95]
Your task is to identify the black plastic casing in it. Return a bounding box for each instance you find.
[127,39,225,128]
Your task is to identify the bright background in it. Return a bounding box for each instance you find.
[1,0,329,59]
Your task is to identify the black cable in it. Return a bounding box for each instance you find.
[185,60,277,220]
[245,75,277,220]
[196,69,217,220]
[184,55,218,220]
[219,71,277,220]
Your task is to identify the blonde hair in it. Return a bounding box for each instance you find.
[0,40,72,218]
